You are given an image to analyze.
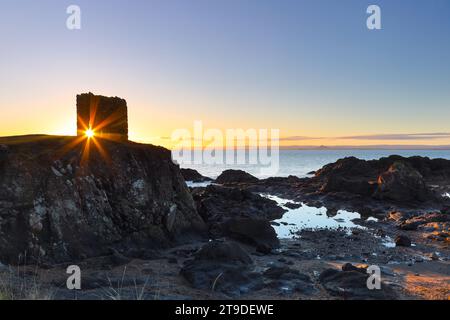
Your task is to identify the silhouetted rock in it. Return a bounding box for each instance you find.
[0,136,206,264]
[215,169,259,184]
[180,168,212,182]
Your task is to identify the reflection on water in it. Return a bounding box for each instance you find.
[263,194,364,239]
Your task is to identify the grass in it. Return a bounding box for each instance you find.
[0,263,53,300]
[101,266,152,300]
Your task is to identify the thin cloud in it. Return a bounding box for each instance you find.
[338,133,450,140]
[279,133,450,142]
[279,135,324,141]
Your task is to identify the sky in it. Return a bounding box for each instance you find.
[1,0,449,148]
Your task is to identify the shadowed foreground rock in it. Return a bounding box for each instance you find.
[319,267,397,300]
[0,135,206,264]
[180,240,264,296]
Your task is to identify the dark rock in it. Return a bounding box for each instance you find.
[341,263,367,274]
[0,136,206,264]
[263,266,311,282]
[194,240,253,264]
[395,235,412,247]
[256,244,273,255]
[399,212,450,231]
[263,266,315,295]
[320,174,376,196]
[319,268,397,299]
[374,161,435,202]
[284,202,302,209]
[167,257,178,264]
[305,155,450,205]
[387,211,410,222]
[215,169,259,184]
[221,218,280,250]
[180,241,263,296]
[315,157,377,196]
[180,168,212,182]
[193,185,285,243]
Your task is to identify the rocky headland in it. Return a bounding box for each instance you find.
[0,137,449,300]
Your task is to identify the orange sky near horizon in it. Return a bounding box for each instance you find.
[1,96,450,150]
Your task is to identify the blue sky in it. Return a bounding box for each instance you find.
[1,0,449,146]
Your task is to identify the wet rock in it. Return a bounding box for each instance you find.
[284,202,302,209]
[395,235,412,247]
[180,168,212,182]
[215,169,259,184]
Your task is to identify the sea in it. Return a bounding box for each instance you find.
[181,149,450,239]
[180,149,450,179]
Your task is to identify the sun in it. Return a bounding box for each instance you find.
[85,128,95,138]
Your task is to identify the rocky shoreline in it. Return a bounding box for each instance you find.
[0,137,449,300]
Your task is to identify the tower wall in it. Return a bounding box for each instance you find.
[76,93,128,140]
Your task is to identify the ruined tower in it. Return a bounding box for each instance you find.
[76,93,128,140]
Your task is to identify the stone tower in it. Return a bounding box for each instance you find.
[76,93,128,140]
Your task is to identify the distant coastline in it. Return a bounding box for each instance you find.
[281,145,450,150]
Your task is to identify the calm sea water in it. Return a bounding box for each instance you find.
[181,149,450,179]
